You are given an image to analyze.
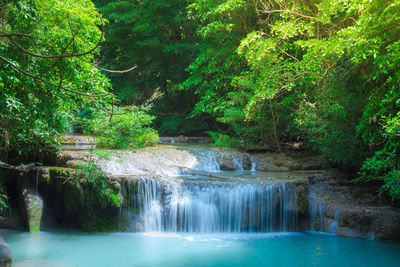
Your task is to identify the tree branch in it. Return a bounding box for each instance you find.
[77,57,137,73]
[260,9,314,19]
[3,18,104,59]
[35,18,81,78]
[0,33,34,39]
[0,55,108,97]
[1,15,138,117]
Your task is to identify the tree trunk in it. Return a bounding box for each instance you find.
[269,99,282,153]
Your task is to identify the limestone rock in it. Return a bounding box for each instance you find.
[0,237,11,267]
[22,190,43,232]
[253,152,326,171]
[307,174,400,240]
[215,149,251,171]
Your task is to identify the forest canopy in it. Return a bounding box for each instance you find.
[1,0,399,199]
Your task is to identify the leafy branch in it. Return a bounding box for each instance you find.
[0,14,136,116]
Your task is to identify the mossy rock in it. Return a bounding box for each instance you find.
[295,184,308,214]
[49,167,74,178]
[47,166,123,232]
[24,193,43,232]
[81,210,121,232]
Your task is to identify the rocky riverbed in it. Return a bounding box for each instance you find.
[0,136,399,242]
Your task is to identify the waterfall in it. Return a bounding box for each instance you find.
[250,156,257,171]
[232,155,244,171]
[194,152,220,171]
[309,197,323,232]
[329,210,340,233]
[367,214,375,240]
[101,146,304,233]
[123,177,298,233]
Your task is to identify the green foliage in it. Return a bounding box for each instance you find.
[94,0,198,104]
[0,0,113,162]
[67,157,122,231]
[180,0,400,197]
[70,160,109,195]
[291,63,369,169]
[90,148,112,161]
[157,114,209,136]
[86,106,159,149]
[0,182,10,217]
[2,0,399,200]
[359,111,400,199]
[181,0,259,143]
[207,131,243,148]
[94,0,208,137]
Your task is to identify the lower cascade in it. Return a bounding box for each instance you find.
[309,196,324,232]
[121,178,298,233]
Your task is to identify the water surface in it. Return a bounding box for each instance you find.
[3,230,400,267]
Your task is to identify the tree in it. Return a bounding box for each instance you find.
[181,0,264,147]
[185,0,400,196]
[0,0,134,162]
[94,0,198,104]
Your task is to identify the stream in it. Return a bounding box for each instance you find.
[3,144,400,266]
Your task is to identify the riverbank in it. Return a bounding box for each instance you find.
[1,137,399,240]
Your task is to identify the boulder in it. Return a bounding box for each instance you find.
[307,174,400,240]
[0,237,12,267]
[215,149,251,170]
[21,189,43,232]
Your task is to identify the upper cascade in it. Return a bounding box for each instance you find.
[97,145,253,176]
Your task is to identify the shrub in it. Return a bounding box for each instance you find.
[86,106,159,149]
[207,131,243,148]
[358,112,400,199]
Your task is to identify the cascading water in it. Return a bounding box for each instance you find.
[120,177,298,233]
[309,196,324,232]
[249,156,257,171]
[98,146,222,176]
[231,155,244,171]
[329,210,340,233]
[103,145,299,233]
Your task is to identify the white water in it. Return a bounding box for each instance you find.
[249,156,257,171]
[329,210,340,233]
[231,155,244,171]
[309,196,324,232]
[99,146,302,233]
[124,178,298,233]
[97,146,224,176]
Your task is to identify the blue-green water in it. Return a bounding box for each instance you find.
[2,230,400,267]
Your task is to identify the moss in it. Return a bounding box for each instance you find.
[41,173,51,183]
[82,211,120,232]
[26,195,43,232]
[295,183,308,214]
[49,164,123,232]
[62,182,85,214]
[49,167,74,178]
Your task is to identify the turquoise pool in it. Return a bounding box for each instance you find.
[2,230,400,267]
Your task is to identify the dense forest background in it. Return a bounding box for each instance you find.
[0,0,399,199]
